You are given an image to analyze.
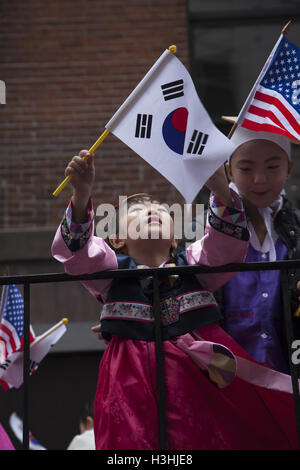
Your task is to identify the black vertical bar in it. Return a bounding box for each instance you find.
[198,145,205,155]
[193,132,203,154]
[152,273,167,450]
[187,130,197,153]
[146,115,152,138]
[141,114,147,138]
[281,269,300,447]
[23,282,30,450]
[202,134,208,146]
[135,114,141,137]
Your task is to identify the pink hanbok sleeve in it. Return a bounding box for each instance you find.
[186,189,249,292]
[51,199,118,303]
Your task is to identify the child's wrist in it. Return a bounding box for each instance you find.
[71,190,92,222]
[73,185,92,202]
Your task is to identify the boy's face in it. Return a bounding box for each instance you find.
[109,198,177,255]
[226,139,293,208]
[122,200,175,241]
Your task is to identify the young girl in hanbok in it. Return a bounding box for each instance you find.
[215,126,300,374]
[52,149,299,450]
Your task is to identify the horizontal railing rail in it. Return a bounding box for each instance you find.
[1,259,300,450]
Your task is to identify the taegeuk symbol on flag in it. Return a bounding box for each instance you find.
[105,48,235,203]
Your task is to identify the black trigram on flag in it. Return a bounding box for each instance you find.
[161,79,184,101]
[187,130,209,155]
[135,114,153,138]
[0,359,11,371]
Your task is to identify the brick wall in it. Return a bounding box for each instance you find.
[0,0,189,230]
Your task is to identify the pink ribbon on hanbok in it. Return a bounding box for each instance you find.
[176,333,299,394]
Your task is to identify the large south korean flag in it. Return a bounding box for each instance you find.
[105,47,235,203]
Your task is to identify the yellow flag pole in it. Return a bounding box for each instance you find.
[52,129,110,197]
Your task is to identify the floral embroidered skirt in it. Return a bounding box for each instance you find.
[93,324,299,450]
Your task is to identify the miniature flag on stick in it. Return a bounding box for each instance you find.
[0,318,68,390]
[0,284,68,390]
[0,285,35,365]
[234,28,300,141]
[9,412,46,450]
[105,46,235,203]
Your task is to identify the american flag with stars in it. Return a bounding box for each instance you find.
[238,35,300,141]
[0,285,35,364]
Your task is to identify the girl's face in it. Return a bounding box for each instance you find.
[226,139,293,208]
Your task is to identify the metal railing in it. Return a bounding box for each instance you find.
[1,259,300,450]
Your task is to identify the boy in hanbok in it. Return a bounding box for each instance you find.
[52,149,299,450]
[215,127,300,374]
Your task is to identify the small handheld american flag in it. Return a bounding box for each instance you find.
[0,285,67,391]
[0,285,35,364]
[237,34,300,142]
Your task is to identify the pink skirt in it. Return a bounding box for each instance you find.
[94,324,299,450]
[0,424,14,451]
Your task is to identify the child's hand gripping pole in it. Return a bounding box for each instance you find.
[52,129,110,197]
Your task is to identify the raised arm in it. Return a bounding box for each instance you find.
[205,164,232,207]
[51,150,118,303]
[65,149,95,222]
